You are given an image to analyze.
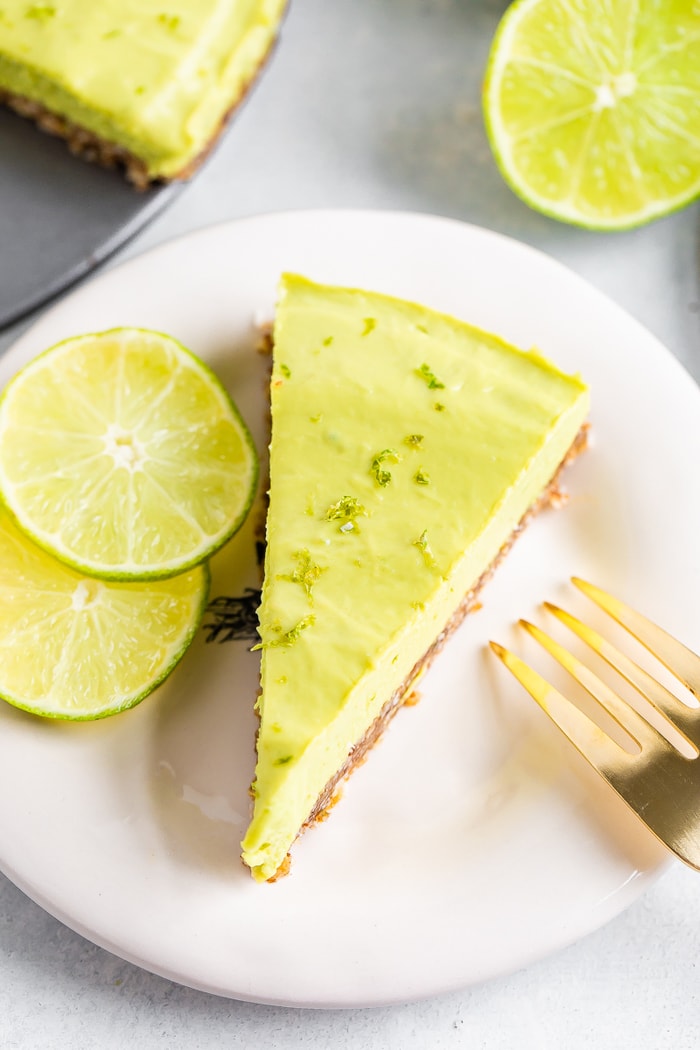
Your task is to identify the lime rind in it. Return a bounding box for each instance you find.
[483,0,700,230]
[0,328,259,580]
[0,509,211,720]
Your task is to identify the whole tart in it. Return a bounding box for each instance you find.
[241,274,590,882]
[0,0,287,186]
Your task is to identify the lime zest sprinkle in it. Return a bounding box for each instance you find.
[404,434,424,449]
[278,549,326,601]
[252,615,316,650]
[279,363,291,379]
[414,469,430,485]
[324,496,367,533]
[413,529,435,567]
[362,318,377,337]
[370,448,401,487]
[274,755,293,766]
[434,402,446,412]
[416,363,445,389]
[322,336,334,347]
[25,3,55,19]
[157,12,180,30]
[25,3,55,17]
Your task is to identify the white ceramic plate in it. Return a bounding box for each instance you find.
[0,211,698,1007]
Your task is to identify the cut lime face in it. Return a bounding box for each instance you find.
[483,0,700,229]
[0,509,208,719]
[0,328,259,579]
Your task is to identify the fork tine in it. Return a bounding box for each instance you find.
[520,620,675,756]
[544,602,699,752]
[489,640,630,771]
[573,578,700,700]
[492,595,700,873]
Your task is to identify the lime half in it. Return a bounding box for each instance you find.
[0,328,258,579]
[483,0,700,229]
[0,509,208,719]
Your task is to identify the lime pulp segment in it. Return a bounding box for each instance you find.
[0,328,259,579]
[483,0,700,229]
[0,509,209,719]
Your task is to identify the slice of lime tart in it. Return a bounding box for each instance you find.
[241,274,590,882]
[0,0,287,186]
[0,507,208,719]
[0,328,258,581]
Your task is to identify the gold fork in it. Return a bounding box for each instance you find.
[490,577,700,870]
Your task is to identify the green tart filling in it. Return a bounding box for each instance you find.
[242,274,589,881]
